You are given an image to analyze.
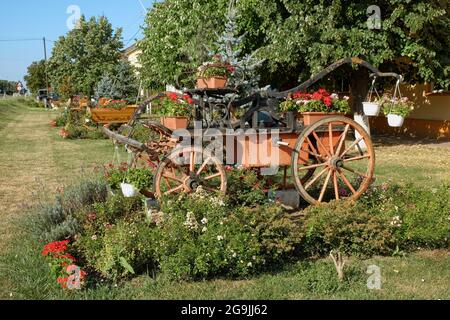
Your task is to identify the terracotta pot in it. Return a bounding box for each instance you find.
[196,77,227,89]
[161,116,189,130]
[301,112,343,126]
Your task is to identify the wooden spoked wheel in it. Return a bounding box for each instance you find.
[154,146,227,197]
[292,116,375,204]
[127,121,175,169]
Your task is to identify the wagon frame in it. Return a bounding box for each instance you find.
[104,57,401,204]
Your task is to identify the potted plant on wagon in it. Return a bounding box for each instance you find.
[104,163,154,198]
[280,89,351,125]
[382,97,413,127]
[196,55,234,89]
[156,92,193,130]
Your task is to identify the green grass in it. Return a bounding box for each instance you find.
[0,98,449,300]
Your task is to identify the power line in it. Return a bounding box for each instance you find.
[0,38,56,43]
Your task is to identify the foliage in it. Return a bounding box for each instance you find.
[74,195,154,280]
[0,79,17,95]
[94,61,139,102]
[279,89,351,113]
[196,56,233,78]
[226,167,276,207]
[139,0,449,112]
[301,201,396,258]
[360,183,450,249]
[24,60,48,94]
[53,109,106,140]
[154,92,194,117]
[154,188,302,280]
[382,97,414,117]
[33,179,109,242]
[139,0,232,88]
[47,15,123,97]
[103,162,153,191]
[208,5,264,94]
[41,240,86,289]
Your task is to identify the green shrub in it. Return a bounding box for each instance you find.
[301,201,396,257]
[34,179,108,242]
[226,168,276,207]
[154,189,302,280]
[361,183,450,249]
[74,194,150,280]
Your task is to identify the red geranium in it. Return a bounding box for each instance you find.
[41,240,70,257]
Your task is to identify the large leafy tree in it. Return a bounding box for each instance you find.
[47,16,123,97]
[263,0,450,112]
[139,0,449,113]
[24,60,47,94]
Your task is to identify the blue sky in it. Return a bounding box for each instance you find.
[0,0,155,83]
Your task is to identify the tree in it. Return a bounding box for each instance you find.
[94,60,139,101]
[0,80,16,95]
[139,0,450,115]
[47,15,123,97]
[262,0,450,113]
[24,60,47,94]
[212,2,264,95]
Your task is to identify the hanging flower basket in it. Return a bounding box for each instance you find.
[363,76,382,116]
[363,102,381,116]
[387,114,405,127]
[120,182,139,198]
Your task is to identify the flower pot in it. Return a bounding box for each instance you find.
[120,183,138,198]
[387,114,405,127]
[301,112,343,126]
[196,77,227,89]
[161,116,189,131]
[363,102,381,116]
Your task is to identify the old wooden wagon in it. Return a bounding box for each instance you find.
[104,57,402,204]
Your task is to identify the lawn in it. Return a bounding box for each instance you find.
[0,98,449,300]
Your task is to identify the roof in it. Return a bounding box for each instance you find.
[122,43,141,57]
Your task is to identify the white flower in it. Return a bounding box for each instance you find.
[390,215,402,228]
[247,262,252,267]
[252,256,256,261]
[217,235,224,241]
[184,211,198,230]
[201,217,208,225]
[343,96,350,100]
[91,235,97,241]
[232,252,237,258]
[331,93,338,99]
[202,226,207,233]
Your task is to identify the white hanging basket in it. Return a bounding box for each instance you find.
[120,183,139,198]
[363,102,381,116]
[387,114,404,127]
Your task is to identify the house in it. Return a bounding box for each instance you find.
[122,43,142,69]
[370,83,450,140]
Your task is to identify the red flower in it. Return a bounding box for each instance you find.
[312,92,323,101]
[41,240,70,257]
[183,94,194,105]
[323,96,332,107]
[167,92,179,102]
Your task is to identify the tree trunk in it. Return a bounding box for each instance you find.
[350,67,369,115]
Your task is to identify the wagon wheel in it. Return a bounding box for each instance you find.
[292,116,375,204]
[154,146,227,197]
[128,121,175,169]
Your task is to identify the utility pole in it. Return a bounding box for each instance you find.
[43,37,49,92]
[43,37,50,108]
